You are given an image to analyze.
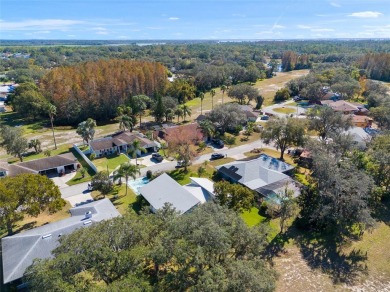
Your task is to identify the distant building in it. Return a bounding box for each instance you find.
[2,199,121,284]
[351,115,373,128]
[321,100,368,115]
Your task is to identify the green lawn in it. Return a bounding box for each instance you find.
[105,184,139,215]
[273,107,297,114]
[93,153,130,173]
[66,148,96,186]
[241,207,267,227]
[22,143,72,162]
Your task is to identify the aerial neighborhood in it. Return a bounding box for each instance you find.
[0,37,389,291]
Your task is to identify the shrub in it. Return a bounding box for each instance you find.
[146,170,153,179]
[89,153,96,161]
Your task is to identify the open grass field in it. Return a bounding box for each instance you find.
[183,69,309,121]
[253,69,310,106]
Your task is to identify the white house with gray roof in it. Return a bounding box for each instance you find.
[2,199,120,284]
[216,155,300,201]
[139,173,214,214]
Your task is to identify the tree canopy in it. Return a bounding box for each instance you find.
[0,174,65,235]
[262,117,306,160]
[25,203,276,291]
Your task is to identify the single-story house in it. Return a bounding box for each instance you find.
[239,105,259,122]
[0,153,78,178]
[89,131,158,158]
[345,127,372,149]
[156,123,204,142]
[139,173,214,214]
[351,115,373,128]
[2,199,121,284]
[321,100,368,115]
[216,155,299,200]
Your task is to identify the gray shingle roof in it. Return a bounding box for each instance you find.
[139,173,200,214]
[2,199,120,284]
[216,155,294,190]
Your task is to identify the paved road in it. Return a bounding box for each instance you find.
[60,139,278,198]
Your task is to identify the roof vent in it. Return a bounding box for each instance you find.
[42,234,52,239]
[85,211,92,219]
[83,220,92,225]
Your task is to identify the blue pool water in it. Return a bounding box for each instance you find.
[128,177,149,194]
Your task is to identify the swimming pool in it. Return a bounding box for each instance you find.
[128,177,149,194]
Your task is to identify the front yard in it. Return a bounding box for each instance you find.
[93,153,130,173]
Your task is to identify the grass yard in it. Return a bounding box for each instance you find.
[22,143,72,162]
[66,148,97,185]
[241,207,267,227]
[254,70,310,106]
[93,153,130,173]
[273,107,297,114]
[244,148,296,166]
[105,184,139,215]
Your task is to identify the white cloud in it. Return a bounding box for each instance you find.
[330,2,341,7]
[297,25,312,29]
[168,17,179,21]
[348,11,383,18]
[273,25,285,29]
[0,19,84,31]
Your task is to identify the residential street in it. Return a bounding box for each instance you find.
[59,139,277,201]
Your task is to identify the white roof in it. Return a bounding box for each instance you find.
[139,173,200,214]
[189,177,215,195]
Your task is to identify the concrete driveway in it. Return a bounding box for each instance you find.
[51,171,77,189]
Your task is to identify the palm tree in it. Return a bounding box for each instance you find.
[113,162,140,196]
[127,139,147,165]
[199,92,205,115]
[198,120,215,141]
[210,89,216,110]
[118,114,134,132]
[117,106,135,132]
[181,104,192,121]
[47,103,57,149]
[220,85,227,104]
[175,107,184,122]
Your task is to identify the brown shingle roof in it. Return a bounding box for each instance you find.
[17,153,77,172]
[112,131,155,147]
[89,138,115,152]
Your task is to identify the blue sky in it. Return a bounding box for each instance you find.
[0,0,389,40]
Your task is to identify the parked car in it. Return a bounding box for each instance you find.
[260,115,269,120]
[211,138,224,148]
[152,153,163,162]
[176,160,191,168]
[210,153,225,160]
[293,96,303,101]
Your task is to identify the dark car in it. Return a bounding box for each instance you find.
[260,115,269,120]
[211,138,224,148]
[210,153,225,160]
[152,153,163,162]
